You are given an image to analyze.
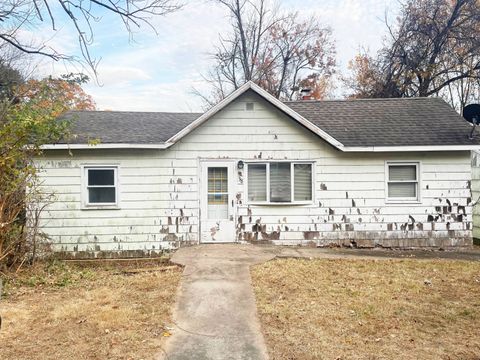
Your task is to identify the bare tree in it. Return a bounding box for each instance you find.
[197,0,335,105]
[345,0,480,111]
[439,57,480,112]
[0,0,181,73]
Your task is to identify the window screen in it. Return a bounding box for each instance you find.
[86,168,116,204]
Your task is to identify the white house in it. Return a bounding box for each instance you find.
[35,82,480,258]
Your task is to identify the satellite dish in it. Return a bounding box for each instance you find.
[463,104,480,123]
[463,104,480,139]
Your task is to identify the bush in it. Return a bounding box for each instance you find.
[0,73,94,270]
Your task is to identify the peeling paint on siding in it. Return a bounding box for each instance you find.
[35,94,474,258]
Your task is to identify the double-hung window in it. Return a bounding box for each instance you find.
[386,162,419,202]
[83,166,118,207]
[247,162,313,204]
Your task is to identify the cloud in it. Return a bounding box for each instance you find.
[28,0,399,111]
[287,0,398,68]
[96,66,152,85]
[84,75,206,112]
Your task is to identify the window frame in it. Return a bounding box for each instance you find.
[81,165,119,209]
[385,161,421,204]
[245,160,315,205]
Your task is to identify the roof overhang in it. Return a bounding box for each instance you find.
[342,145,480,152]
[41,143,169,150]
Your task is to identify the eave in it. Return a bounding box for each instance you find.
[41,143,170,150]
[342,145,480,152]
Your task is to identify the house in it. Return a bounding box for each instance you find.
[35,82,480,258]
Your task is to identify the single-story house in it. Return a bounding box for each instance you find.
[35,81,480,258]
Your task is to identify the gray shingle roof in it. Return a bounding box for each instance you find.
[59,97,479,148]
[286,97,479,147]
[60,111,201,144]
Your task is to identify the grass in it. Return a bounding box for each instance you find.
[0,259,182,360]
[251,258,480,360]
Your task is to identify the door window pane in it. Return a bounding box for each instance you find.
[294,164,312,201]
[207,167,228,219]
[208,194,228,204]
[270,162,291,202]
[208,167,228,192]
[248,164,267,201]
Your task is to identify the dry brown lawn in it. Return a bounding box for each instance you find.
[0,259,182,360]
[252,258,480,360]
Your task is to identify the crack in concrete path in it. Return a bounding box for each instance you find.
[159,244,275,360]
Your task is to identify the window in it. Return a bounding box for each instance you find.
[84,167,118,206]
[386,162,419,201]
[207,167,228,219]
[247,164,267,201]
[247,162,313,204]
[270,162,291,202]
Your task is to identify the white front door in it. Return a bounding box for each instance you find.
[200,161,236,243]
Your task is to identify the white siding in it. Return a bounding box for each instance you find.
[35,92,473,257]
[471,150,480,243]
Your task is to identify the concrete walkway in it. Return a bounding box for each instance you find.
[160,245,277,360]
[160,244,480,359]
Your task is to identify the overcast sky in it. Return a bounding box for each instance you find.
[35,0,399,112]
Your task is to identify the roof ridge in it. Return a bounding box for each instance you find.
[67,110,202,115]
[284,97,444,104]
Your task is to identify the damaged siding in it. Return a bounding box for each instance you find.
[472,150,480,243]
[236,154,472,248]
[36,91,473,257]
[35,151,199,258]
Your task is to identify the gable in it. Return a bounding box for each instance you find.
[174,91,331,153]
[166,81,343,150]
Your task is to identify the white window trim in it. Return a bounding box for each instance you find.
[81,165,120,209]
[245,160,315,205]
[385,161,421,204]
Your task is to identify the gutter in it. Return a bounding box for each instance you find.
[341,145,480,152]
[40,143,480,152]
[40,143,170,150]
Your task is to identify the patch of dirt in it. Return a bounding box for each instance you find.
[0,259,182,360]
[252,258,480,360]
